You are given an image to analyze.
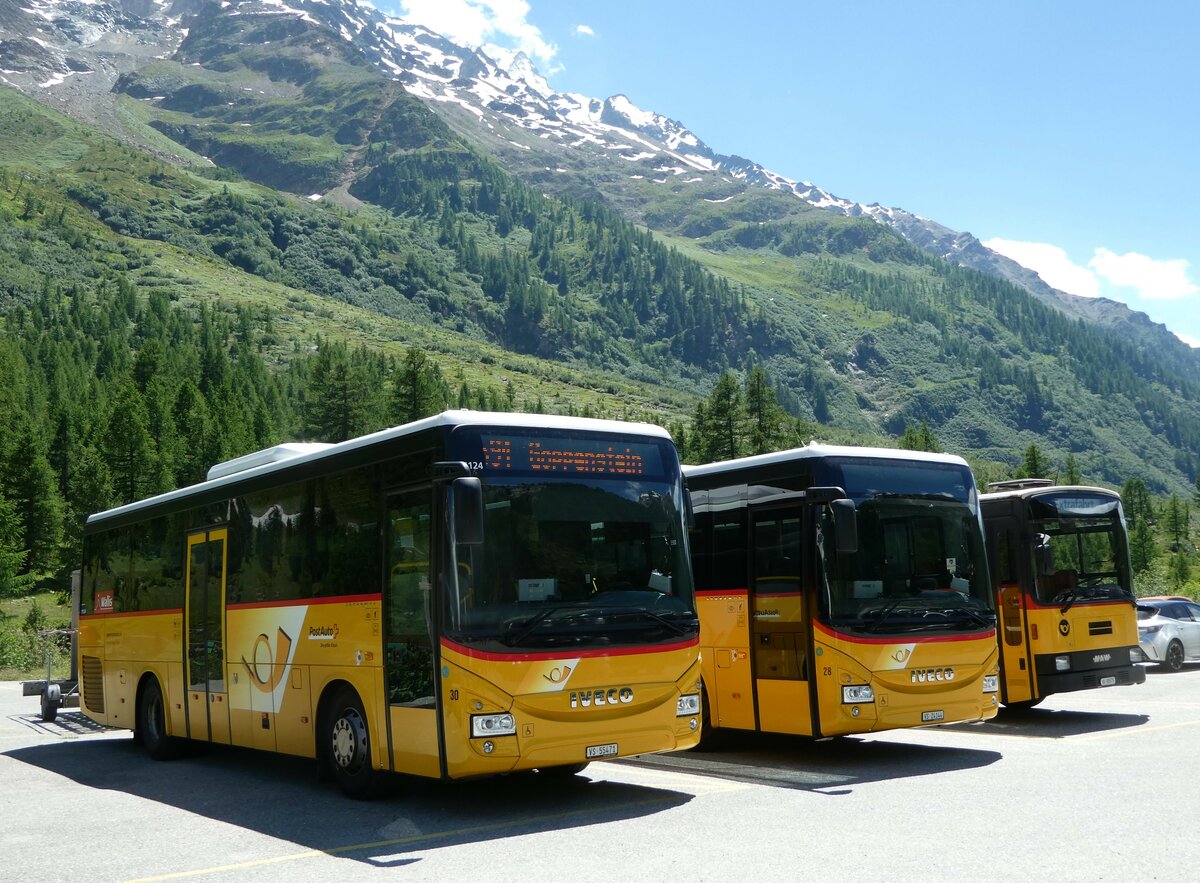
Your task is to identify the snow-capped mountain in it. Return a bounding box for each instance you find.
[0,0,1160,325]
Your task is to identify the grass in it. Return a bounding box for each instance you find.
[0,590,73,681]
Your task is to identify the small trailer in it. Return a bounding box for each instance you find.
[22,571,80,722]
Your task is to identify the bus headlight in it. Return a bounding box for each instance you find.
[1055,656,1071,672]
[1129,647,1144,664]
[677,693,700,717]
[982,675,999,693]
[471,713,516,738]
[842,685,874,704]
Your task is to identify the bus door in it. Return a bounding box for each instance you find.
[185,528,231,743]
[749,503,813,735]
[986,517,1034,704]
[383,489,440,777]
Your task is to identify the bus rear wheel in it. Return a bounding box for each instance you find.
[138,677,183,760]
[323,687,383,799]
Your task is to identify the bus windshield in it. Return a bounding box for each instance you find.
[1027,492,1133,605]
[443,429,697,652]
[815,457,993,633]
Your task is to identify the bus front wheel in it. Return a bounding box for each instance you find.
[322,687,383,799]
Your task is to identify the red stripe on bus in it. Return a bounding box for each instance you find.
[226,593,382,610]
[813,620,996,645]
[79,608,183,620]
[440,636,699,663]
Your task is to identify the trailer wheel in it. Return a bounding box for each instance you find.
[39,687,59,723]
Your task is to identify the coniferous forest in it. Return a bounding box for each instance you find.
[2,7,1200,671]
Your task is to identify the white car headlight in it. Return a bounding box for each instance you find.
[471,713,516,738]
[982,674,999,693]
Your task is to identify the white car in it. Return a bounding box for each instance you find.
[1137,598,1200,672]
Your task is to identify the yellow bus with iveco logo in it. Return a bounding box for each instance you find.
[981,480,1145,707]
[78,411,702,797]
[683,444,1000,739]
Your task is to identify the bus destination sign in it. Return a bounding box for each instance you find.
[481,436,661,476]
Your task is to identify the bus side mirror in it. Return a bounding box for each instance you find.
[684,487,695,529]
[829,499,858,555]
[452,477,484,545]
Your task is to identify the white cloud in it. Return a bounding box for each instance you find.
[982,238,1101,297]
[1088,248,1199,302]
[574,24,595,37]
[1176,332,1200,349]
[398,0,558,68]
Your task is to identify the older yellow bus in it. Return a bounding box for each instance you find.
[78,411,701,796]
[684,444,1000,739]
[981,480,1145,707]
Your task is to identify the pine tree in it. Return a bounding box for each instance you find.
[1015,443,1049,480]
[1130,519,1156,574]
[744,366,791,456]
[694,371,747,463]
[1062,453,1082,485]
[102,380,154,506]
[1,422,64,574]
[304,341,370,442]
[390,348,445,425]
[0,492,28,596]
[900,421,939,453]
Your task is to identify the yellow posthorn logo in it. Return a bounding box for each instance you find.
[242,627,293,692]
[543,664,574,684]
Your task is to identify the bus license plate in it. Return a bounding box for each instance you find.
[586,742,618,759]
[921,710,945,722]
[1100,676,1117,687]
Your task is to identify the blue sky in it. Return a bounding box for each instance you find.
[387,1,1200,348]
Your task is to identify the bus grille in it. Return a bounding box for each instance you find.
[82,655,105,714]
[1082,669,1134,688]
[1088,621,1113,636]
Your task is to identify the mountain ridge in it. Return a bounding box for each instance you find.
[1,0,1198,496]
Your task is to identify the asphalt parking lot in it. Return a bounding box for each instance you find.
[3,667,1198,882]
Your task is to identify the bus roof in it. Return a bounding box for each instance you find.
[86,410,672,527]
[682,442,970,480]
[980,484,1120,503]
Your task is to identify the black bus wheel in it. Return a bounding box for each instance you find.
[138,677,183,760]
[323,687,383,799]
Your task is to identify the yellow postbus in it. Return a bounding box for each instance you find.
[78,411,701,796]
[981,480,1145,707]
[683,444,1000,739]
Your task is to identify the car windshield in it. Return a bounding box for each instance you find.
[442,429,697,651]
[814,457,993,633]
[1028,493,1133,605]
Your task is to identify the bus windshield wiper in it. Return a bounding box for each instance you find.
[863,599,921,632]
[1055,590,1078,614]
[941,606,994,628]
[873,492,959,503]
[627,607,691,637]
[502,603,590,646]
